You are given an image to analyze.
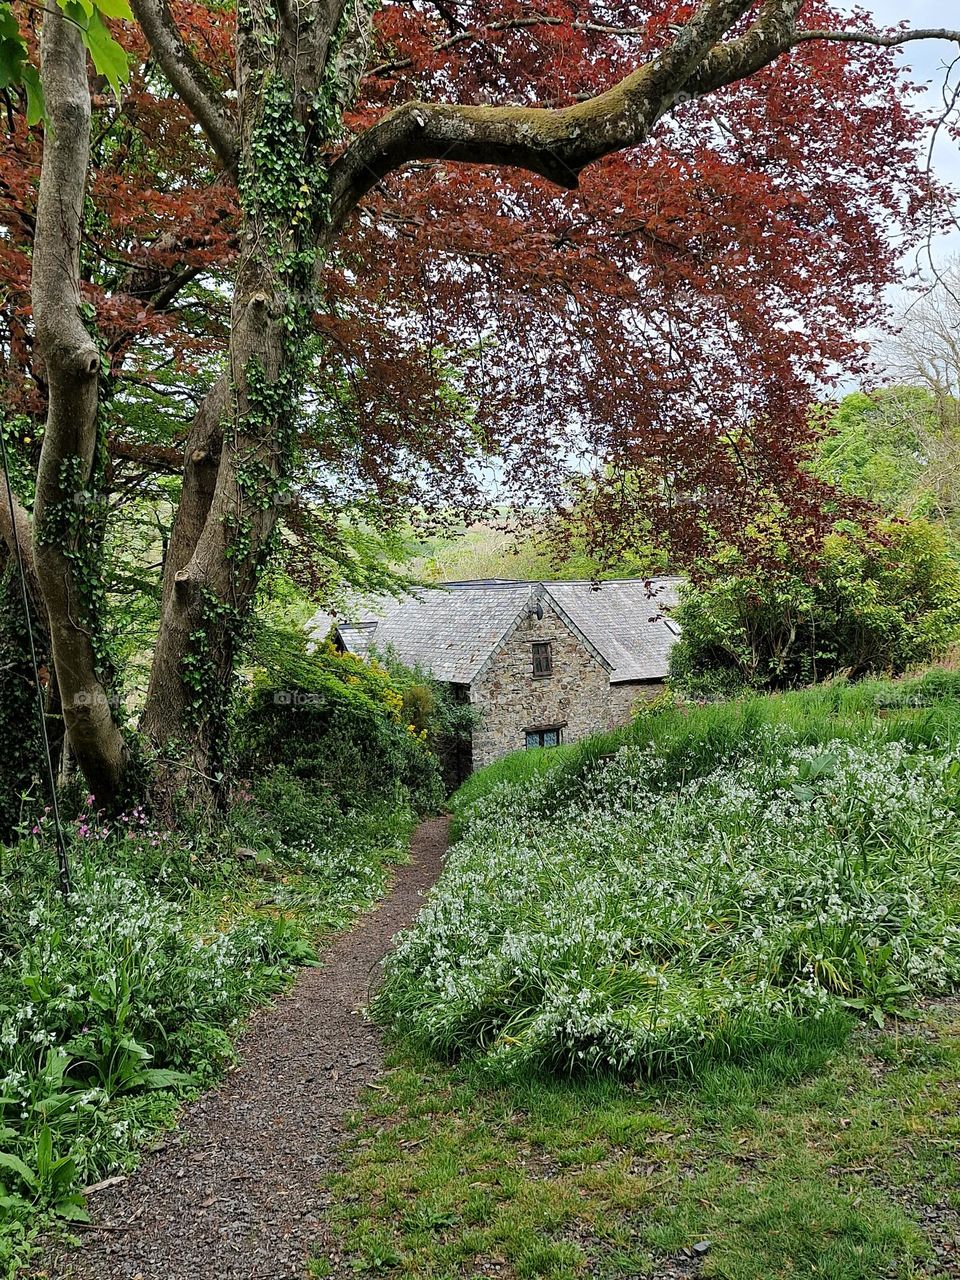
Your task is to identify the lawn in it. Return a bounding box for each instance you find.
[319,671,960,1279]
[320,1003,959,1279]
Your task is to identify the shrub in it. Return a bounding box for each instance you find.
[236,634,445,813]
[671,518,960,696]
[375,653,476,793]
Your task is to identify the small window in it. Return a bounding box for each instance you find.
[526,726,562,749]
[532,641,553,677]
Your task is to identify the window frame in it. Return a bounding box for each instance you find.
[525,724,565,750]
[531,640,554,678]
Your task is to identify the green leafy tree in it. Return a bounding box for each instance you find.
[671,518,960,696]
[813,388,960,531]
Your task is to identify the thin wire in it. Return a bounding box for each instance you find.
[0,426,72,898]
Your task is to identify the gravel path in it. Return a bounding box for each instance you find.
[39,816,450,1280]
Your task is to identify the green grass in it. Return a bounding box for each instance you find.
[454,669,960,822]
[316,1003,960,1279]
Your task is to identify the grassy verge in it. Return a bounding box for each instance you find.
[452,668,960,823]
[317,1002,960,1280]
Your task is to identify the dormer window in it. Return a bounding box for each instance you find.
[532,641,553,677]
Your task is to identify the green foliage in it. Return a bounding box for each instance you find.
[670,518,960,697]
[379,674,960,1080]
[0,782,408,1269]
[407,519,667,585]
[322,1006,960,1280]
[237,630,447,813]
[374,652,477,793]
[0,565,44,840]
[813,388,960,528]
[0,0,130,121]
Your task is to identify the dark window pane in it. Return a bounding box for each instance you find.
[525,732,541,749]
[543,729,559,747]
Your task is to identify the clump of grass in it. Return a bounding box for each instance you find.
[319,1004,960,1280]
[380,675,960,1078]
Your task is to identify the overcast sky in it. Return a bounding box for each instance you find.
[862,1,960,272]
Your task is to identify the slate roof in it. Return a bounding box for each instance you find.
[546,579,681,683]
[306,577,682,686]
[308,582,534,684]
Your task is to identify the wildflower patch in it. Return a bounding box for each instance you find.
[378,733,960,1076]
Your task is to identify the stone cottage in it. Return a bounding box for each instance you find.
[307,578,682,771]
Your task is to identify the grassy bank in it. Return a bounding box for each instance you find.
[379,671,960,1079]
[451,670,960,820]
[319,671,960,1279]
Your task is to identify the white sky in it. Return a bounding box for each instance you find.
[862,1,960,271]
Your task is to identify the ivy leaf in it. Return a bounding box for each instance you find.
[82,9,129,96]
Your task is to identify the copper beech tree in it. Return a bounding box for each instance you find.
[3,0,960,809]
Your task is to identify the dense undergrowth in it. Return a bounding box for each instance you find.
[378,670,960,1079]
[0,636,462,1275]
[0,786,411,1273]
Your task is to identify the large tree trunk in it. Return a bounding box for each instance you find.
[31,8,130,808]
[139,0,353,811]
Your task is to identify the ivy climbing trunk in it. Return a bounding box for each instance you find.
[31,7,129,809]
[139,0,355,811]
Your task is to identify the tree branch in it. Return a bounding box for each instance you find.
[326,0,758,234]
[130,0,238,171]
[0,483,37,584]
[795,28,960,49]
[328,0,960,237]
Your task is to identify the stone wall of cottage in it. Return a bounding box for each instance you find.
[606,679,665,727]
[469,603,613,770]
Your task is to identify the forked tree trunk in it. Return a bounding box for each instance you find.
[139,0,351,813]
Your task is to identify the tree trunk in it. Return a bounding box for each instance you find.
[139,0,351,812]
[31,7,130,808]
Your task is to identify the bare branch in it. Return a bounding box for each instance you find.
[130,0,238,170]
[794,28,960,49]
